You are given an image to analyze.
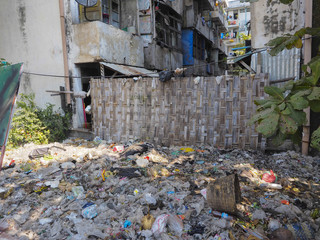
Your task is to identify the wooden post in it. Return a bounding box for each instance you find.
[302,0,313,155]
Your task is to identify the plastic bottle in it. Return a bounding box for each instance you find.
[212,211,233,221]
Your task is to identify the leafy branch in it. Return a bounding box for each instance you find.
[250,27,320,150]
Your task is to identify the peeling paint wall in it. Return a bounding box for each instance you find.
[121,0,139,34]
[251,0,305,48]
[0,0,65,110]
[72,21,144,67]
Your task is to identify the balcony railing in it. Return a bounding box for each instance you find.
[210,9,227,32]
[227,20,239,27]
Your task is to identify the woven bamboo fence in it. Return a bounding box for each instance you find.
[90,74,268,149]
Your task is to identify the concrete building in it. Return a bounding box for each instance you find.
[143,0,184,71]
[182,0,227,76]
[250,0,305,49]
[0,0,228,132]
[248,0,306,80]
[221,0,251,56]
[0,1,67,111]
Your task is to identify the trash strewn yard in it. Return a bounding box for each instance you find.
[0,138,319,240]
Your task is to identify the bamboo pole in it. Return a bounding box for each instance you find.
[302,0,313,155]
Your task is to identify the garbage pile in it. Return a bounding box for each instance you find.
[0,137,319,240]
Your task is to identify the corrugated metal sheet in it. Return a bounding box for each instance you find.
[100,62,158,77]
[251,48,301,83]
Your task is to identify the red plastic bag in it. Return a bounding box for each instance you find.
[262,170,276,183]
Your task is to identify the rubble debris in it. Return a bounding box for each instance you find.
[28,146,66,159]
[0,140,318,239]
[120,143,150,158]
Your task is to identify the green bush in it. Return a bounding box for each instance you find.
[37,103,71,143]
[8,94,71,148]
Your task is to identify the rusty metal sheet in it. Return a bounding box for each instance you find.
[100,62,158,77]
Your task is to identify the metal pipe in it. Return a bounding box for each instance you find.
[59,0,71,105]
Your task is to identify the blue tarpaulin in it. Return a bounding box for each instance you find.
[182,29,194,66]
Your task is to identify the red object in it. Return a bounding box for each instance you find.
[9,160,15,166]
[281,200,290,205]
[262,170,276,183]
[144,156,150,160]
[113,145,124,152]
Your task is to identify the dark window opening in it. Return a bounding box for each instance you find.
[233,11,238,20]
[155,3,182,51]
[79,63,100,130]
[193,32,211,61]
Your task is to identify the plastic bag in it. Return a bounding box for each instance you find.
[168,214,183,236]
[145,193,157,205]
[82,203,98,219]
[151,214,169,236]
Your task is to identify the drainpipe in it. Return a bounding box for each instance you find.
[302,0,313,155]
[59,0,71,105]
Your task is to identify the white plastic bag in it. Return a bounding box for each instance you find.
[168,214,183,236]
[151,214,169,236]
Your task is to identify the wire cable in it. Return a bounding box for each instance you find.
[22,47,268,79]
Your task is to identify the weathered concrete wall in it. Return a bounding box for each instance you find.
[65,0,87,129]
[183,1,215,43]
[72,21,144,67]
[0,0,65,110]
[162,0,184,15]
[194,17,215,42]
[144,42,183,70]
[251,0,305,48]
[183,59,208,76]
[121,0,139,33]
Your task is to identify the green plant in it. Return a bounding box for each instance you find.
[8,94,49,147]
[233,34,251,55]
[0,58,10,67]
[250,27,320,150]
[8,94,72,148]
[37,103,71,142]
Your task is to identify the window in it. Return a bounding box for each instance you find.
[193,32,210,61]
[240,8,250,13]
[102,0,109,23]
[102,0,120,28]
[155,4,182,51]
[233,10,238,20]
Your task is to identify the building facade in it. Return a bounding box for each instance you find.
[250,0,305,49]
[182,0,227,76]
[0,0,227,130]
[221,0,251,56]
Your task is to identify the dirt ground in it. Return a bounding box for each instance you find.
[0,138,319,240]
